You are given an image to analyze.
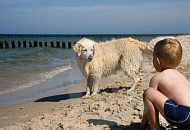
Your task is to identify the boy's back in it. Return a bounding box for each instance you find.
[150,69,190,107]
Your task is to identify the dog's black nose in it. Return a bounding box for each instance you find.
[88,55,93,61]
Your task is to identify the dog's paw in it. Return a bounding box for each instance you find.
[127,88,135,93]
[91,92,98,96]
[82,94,91,99]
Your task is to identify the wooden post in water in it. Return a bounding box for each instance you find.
[68,42,72,48]
[23,41,26,48]
[56,41,60,48]
[5,40,9,49]
[12,40,16,48]
[44,42,47,47]
[51,41,54,48]
[39,42,43,47]
[29,41,33,47]
[18,41,21,48]
[34,41,38,47]
[0,40,3,48]
[62,41,66,48]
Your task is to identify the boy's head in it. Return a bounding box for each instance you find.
[153,38,182,70]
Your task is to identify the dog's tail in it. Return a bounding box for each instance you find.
[139,36,176,57]
[139,41,154,57]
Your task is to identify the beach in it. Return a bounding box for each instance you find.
[0,35,190,130]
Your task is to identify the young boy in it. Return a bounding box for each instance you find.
[139,38,190,130]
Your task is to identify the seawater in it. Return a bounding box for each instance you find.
[0,47,74,95]
[0,34,181,107]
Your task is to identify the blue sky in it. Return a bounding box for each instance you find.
[0,0,190,34]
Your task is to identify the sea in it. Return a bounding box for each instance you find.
[0,34,183,107]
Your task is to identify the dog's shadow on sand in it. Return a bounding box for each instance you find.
[35,86,127,102]
[100,86,129,93]
[35,86,128,102]
[35,92,86,102]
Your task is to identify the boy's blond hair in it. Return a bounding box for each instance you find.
[154,38,182,68]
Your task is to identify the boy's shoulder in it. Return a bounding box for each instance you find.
[158,69,177,75]
[150,69,179,89]
[152,69,176,80]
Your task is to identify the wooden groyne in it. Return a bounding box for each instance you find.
[0,40,75,49]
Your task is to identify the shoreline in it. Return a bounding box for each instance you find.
[0,62,84,108]
[0,77,87,128]
[1,35,190,129]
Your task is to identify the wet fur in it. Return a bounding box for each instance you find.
[73,37,153,98]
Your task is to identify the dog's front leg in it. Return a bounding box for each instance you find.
[82,78,93,99]
[91,78,100,96]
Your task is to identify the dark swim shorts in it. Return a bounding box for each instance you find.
[164,99,190,129]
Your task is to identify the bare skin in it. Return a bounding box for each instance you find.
[139,56,190,130]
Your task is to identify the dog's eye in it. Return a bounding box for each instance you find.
[83,49,87,52]
[91,49,93,52]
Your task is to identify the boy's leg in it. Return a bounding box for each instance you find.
[139,87,168,130]
[139,111,149,130]
[139,88,160,130]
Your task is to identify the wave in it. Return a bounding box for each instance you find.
[0,64,72,95]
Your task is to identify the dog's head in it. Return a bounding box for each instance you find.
[73,38,96,62]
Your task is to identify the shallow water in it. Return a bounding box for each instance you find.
[0,47,75,95]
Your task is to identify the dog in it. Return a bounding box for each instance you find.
[73,37,153,98]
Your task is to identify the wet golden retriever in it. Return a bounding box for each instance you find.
[73,37,153,98]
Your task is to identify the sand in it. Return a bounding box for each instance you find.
[0,35,190,130]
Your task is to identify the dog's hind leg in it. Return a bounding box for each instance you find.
[127,71,140,91]
[121,58,140,91]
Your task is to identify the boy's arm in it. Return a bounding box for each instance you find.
[149,74,159,90]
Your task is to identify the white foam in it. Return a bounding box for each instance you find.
[0,64,72,95]
[40,64,72,79]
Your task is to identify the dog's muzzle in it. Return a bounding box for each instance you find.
[87,55,93,62]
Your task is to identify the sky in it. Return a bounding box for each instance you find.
[0,0,190,34]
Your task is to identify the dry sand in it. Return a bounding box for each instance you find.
[0,35,190,130]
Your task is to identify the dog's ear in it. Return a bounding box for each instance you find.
[73,43,82,56]
[93,45,95,56]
